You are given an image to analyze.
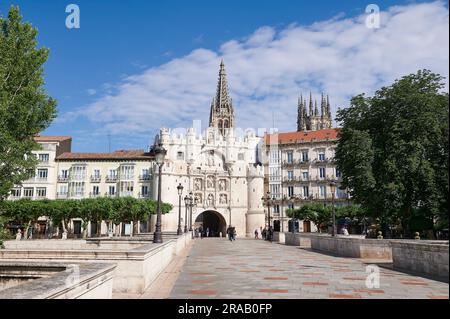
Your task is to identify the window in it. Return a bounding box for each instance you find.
[302,151,309,162]
[319,152,326,161]
[120,165,134,180]
[319,167,326,179]
[38,153,49,163]
[141,169,151,180]
[336,169,342,178]
[120,181,134,195]
[320,185,327,198]
[11,188,21,197]
[288,203,294,210]
[109,186,116,196]
[93,169,101,178]
[72,166,86,180]
[177,152,184,160]
[70,182,85,196]
[92,186,100,195]
[141,186,149,196]
[59,185,68,194]
[288,186,294,197]
[287,151,294,163]
[303,186,309,198]
[238,153,245,161]
[36,187,46,198]
[24,188,34,198]
[37,169,48,180]
[302,171,309,180]
[288,171,294,181]
[60,169,69,178]
[108,169,117,179]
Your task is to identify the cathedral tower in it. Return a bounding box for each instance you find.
[297,92,333,132]
[209,60,235,136]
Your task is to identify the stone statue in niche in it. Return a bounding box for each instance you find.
[207,194,214,207]
[218,179,227,191]
[219,194,227,205]
[196,193,203,206]
[207,176,215,189]
[208,131,214,144]
[208,151,215,166]
[194,179,202,191]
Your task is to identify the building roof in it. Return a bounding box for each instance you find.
[265,128,340,145]
[33,135,72,142]
[56,150,153,161]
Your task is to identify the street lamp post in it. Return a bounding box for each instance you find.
[329,180,337,237]
[152,143,167,244]
[177,183,184,236]
[281,195,287,232]
[261,192,272,239]
[184,195,189,233]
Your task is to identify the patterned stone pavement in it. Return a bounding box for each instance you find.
[170,238,449,299]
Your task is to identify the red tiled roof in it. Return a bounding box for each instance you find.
[33,135,72,142]
[265,128,340,145]
[56,150,153,161]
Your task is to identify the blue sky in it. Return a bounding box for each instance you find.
[0,0,448,152]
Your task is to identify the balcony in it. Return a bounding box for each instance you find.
[120,175,134,181]
[139,175,152,182]
[70,175,86,181]
[56,192,68,199]
[119,191,134,197]
[105,176,118,183]
[69,192,85,198]
[58,175,69,183]
[104,192,117,198]
[90,175,101,183]
[89,192,101,198]
[138,193,150,199]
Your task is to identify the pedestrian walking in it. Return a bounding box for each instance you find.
[206,227,210,238]
[199,226,203,239]
[254,229,259,239]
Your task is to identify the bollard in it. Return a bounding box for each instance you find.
[377,231,383,239]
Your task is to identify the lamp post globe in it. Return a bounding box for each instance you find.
[152,143,167,244]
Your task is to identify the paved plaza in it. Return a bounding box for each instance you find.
[169,238,449,299]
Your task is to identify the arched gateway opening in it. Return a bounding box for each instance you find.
[194,211,227,237]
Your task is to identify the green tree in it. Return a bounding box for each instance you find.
[335,70,449,238]
[0,6,57,200]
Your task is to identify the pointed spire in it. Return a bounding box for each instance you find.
[314,100,319,116]
[215,59,231,110]
[321,93,326,118]
[297,93,305,132]
[327,95,331,117]
[209,60,235,132]
[309,92,313,116]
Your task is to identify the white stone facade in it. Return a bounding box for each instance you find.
[154,62,265,237]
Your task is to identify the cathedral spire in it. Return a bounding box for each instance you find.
[309,92,313,116]
[297,93,305,132]
[326,95,331,117]
[209,60,235,134]
[321,93,326,118]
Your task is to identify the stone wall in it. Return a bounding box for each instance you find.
[309,235,392,260]
[391,241,449,281]
[0,232,193,294]
[0,262,116,299]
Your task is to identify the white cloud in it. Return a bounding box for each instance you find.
[86,89,97,96]
[67,1,449,137]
